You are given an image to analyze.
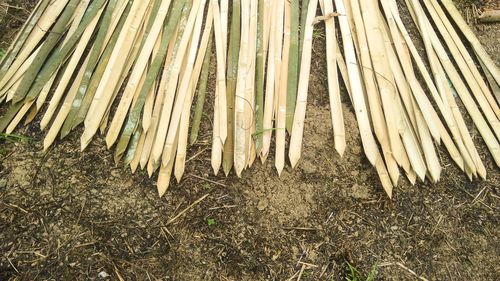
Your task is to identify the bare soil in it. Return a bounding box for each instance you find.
[0,0,499,280]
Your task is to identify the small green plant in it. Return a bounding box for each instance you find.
[0,133,35,158]
[312,28,325,39]
[302,271,310,277]
[207,219,215,226]
[0,133,34,142]
[203,183,211,190]
[345,260,377,281]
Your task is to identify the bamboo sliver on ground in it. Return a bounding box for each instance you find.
[0,0,499,199]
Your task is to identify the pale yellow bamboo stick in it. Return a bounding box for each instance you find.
[260,0,279,162]
[151,0,201,166]
[244,0,258,169]
[0,0,69,91]
[321,0,345,157]
[328,0,378,167]
[349,0,403,184]
[40,5,104,131]
[81,0,151,150]
[174,4,213,182]
[386,0,478,175]
[234,0,251,176]
[163,0,206,168]
[42,55,92,150]
[142,25,179,171]
[275,0,290,175]
[439,0,500,86]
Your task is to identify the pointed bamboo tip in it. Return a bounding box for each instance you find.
[276,164,284,177]
[212,165,220,176]
[289,152,300,169]
[43,140,51,153]
[130,164,138,174]
[223,163,231,177]
[174,166,184,183]
[157,175,170,198]
[80,135,91,151]
[40,120,48,131]
[235,168,243,178]
[336,145,346,158]
[105,134,116,149]
[386,189,393,200]
[162,148,173,167]
[477,169,487,180]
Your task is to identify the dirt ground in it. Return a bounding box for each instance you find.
[0,0,499,280]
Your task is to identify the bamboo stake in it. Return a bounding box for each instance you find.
[424,0,500,119]
[288,0,318,168]
[276,0,291,175]
[286,0,300,133]
[81,0,151,150]
[62,0,132,136]
[260,0,279,162]
[407,0,500,166]
[254,0,265,153]
[222,0,241,175]
[386,0,478,175]
[328,0,378,167]
[148,3,191,174]
[234,0,251,176]
[18,0,107,103]
[0,0,50,81]
[439,0,500,86]
[174,2,213,182]
[349,0,402,184]
[106,0,173,148]
[162,0,205,168]
[143,21,181,172]
[189,33,213,145]
[40,5,105,131]
[322,0,344,156]
[0,0,69,92]
[116,0,188,164]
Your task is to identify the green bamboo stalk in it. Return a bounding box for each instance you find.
[285,0,300,133]
[299,0,309,68]
[189,32,213,145]
[222,0,241,175]
[123,123,143,165]
[0,0,51,79]
[60,0,123,138]
[114,0,186,163]
[12,0,81,103]
[254,0,264,153]
[69,1,133,131]
[14,0,108,104]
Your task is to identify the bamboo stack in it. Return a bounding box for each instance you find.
[0,0,498,198]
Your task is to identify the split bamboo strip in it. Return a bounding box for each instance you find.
[261,0,279,162]
[331,0,378,167]
[349,0,402,184]
[174,1,213,182]
[286,0,300,134]
[106,0,173,148]
[288,0,318,168]
[254,0,264,153]
[222,0,241,175]
[81,0,151,150]
[321,0,344,157]
[276,0,291,175]
[439,0,500,86]
[234,0,251,176]
[162,0,205,167]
